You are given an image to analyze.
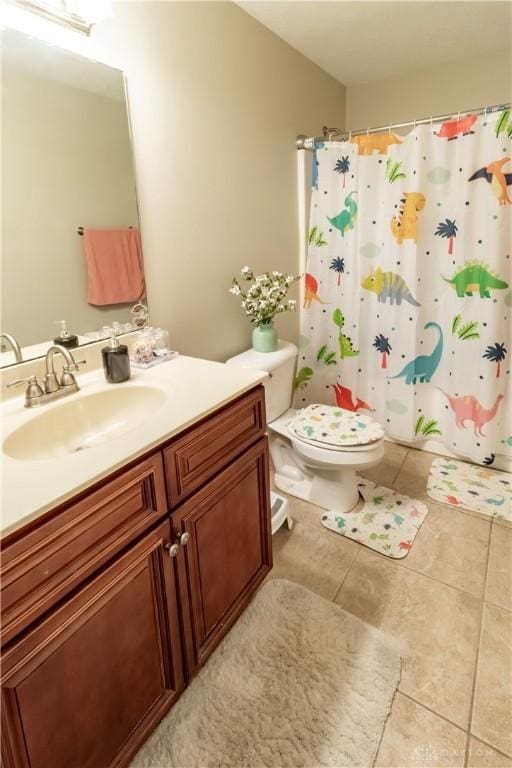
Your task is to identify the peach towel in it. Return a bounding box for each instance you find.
[84,228,145,305]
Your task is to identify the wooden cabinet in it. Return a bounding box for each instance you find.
[174,439,271,676]
[1,521,184,768]
[0,386,271,768]
[1,453,167,646]
[164,386,265,506]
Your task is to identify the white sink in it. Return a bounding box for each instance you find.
[3,385,167,461]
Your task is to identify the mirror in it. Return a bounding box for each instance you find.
[1,28,145,368]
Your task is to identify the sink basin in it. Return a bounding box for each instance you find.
[3,385,167,461]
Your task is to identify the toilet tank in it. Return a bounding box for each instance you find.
[226,341,298,423]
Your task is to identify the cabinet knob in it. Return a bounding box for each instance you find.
[178,532,190,546]
[165,542,179,558]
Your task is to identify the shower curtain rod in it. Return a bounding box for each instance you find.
[296,102,511,150]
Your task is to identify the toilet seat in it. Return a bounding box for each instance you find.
[291,434,384,471]
[288,404,385,450]
[292,431,384,453]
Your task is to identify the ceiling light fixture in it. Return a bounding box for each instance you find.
[3,0,112,35]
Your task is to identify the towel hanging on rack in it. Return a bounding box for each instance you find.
[82,228,145,305]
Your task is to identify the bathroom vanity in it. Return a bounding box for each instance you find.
[0,358,271,768]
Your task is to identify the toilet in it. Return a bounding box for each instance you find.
[227,341,385,513]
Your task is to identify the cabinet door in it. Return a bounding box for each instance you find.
[1,521,184,768]
[174,438,272,676]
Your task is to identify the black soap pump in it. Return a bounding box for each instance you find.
[102,330,131,383]
[53,320,78,349]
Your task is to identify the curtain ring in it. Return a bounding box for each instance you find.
[484,106,488,117]
[413,118,417,129]
[457,111,461,122]
[366,126,370,136]
[349,130,352,140]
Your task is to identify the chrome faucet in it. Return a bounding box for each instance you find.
[0,333,23,363]
[44,345,82,393]
[6,344,85,408]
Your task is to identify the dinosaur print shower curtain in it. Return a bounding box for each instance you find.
[296,112,511,466]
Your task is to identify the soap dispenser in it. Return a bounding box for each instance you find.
[54,320,78,349]
[102,331,131,383]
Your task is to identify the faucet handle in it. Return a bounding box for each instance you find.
[6,375,44,405]
[63,359,86,373]
[7,375,41,390]
[6,377,28,388]
[60,360,85,388]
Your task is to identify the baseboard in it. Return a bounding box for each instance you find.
[386,436,512,473]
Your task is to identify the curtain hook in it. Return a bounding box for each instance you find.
[366,126,370,136]
[484,106,488,117]
[430,115,433,128]
[349,130,352,141]
[457,111,461,122]
[413,117,417,130]
[388,123,392,135]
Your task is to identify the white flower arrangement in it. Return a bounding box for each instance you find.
[230,266,299,326]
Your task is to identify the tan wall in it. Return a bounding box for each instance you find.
[1,65,139,346]
[346,48,511,130]
[91,1,345,361]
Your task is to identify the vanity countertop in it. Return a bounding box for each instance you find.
[1,356,267,538]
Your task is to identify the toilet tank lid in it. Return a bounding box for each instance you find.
[226,340,298,373]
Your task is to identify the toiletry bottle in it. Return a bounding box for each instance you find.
[54,320,78,349]
[102,331,131,383]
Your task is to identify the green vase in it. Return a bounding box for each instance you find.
[252,323,278,352]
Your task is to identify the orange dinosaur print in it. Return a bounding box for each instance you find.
[390,192,426,244]
[446,495,463,506]
[304,273,329,309]
[486,158,512,206]
[469,157,512,206]
[399,541,412,551]
[350,132,402,156]
[435,115,478,140]
[331,384,373,412]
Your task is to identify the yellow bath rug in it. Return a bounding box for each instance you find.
[427,457,511,521]
[321,477,428,558]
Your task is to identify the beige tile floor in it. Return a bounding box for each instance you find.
[269,441,512,768]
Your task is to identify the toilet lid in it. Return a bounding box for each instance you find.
[289,404,385,448]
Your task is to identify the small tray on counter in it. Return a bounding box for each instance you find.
[130,351,179,369]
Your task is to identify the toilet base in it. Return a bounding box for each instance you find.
[274,467,360,513]
[270,435,362,513]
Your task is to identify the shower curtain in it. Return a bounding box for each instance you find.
[296,111,512,466]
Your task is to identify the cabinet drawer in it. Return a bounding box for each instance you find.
[1,452,167,646]
[164,386,266,506]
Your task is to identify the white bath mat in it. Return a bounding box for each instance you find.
[131,579,401,768]
[321,477,428,558]
[427,457,511,521]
